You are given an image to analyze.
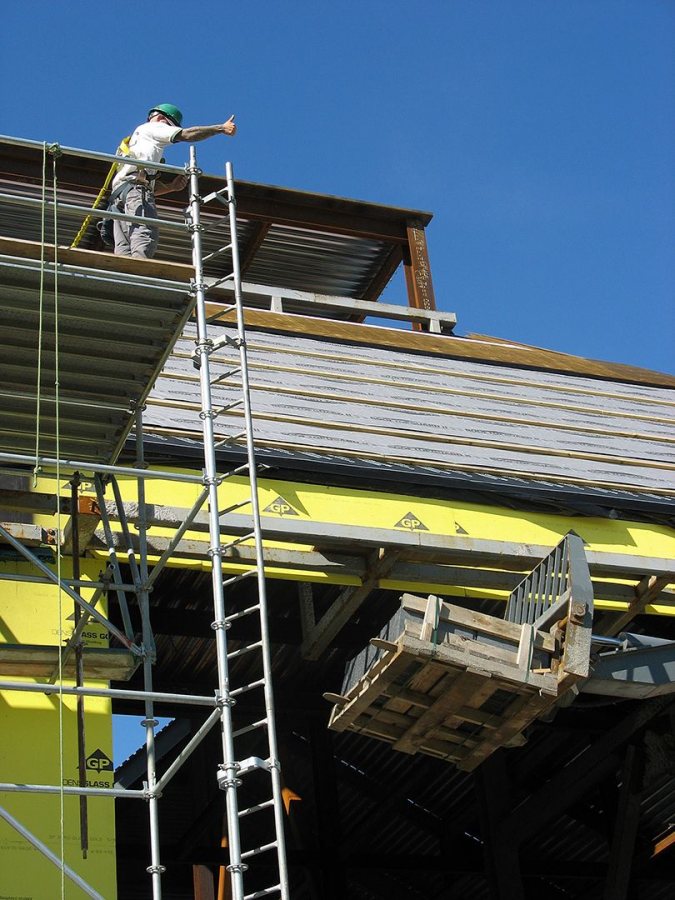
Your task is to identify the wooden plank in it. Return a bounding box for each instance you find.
[406,658,452,696]
[2,236,673,387]
[458,691,556,772]
[0,235,193,285]
[419,737,473,761]
[200,305,675,389]
[0,645,139,680]
[328,648,410,732]
[353,713,406,743]
[403,594,525,646]
[382,686,434,710]
[393,672,497,754]
[450,705,503,731]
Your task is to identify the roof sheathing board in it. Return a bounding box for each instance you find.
[143,322,675,499]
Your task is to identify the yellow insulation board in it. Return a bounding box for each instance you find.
[0,560,117,898]
[82,471,675,616]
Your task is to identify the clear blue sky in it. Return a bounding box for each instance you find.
[3,1,673,374]
[1,1,673,760]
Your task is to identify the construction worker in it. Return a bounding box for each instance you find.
[112,103,237,259]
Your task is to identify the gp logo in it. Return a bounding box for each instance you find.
[86,749,113,772]
[394,512,429,532]
[263,496,300,517]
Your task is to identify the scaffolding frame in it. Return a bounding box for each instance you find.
[0,139,288,900]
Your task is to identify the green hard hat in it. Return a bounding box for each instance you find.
[148,103,183,127]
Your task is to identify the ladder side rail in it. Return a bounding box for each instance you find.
[225,160,290,900]
[187,146,246,900]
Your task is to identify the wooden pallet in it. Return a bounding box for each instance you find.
[328,593,583,771]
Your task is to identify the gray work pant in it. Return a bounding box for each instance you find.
[113,185,158,259]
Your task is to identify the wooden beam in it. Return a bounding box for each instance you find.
[309,721,347,900]
[503,696,674,844]
[192,864,215,900]
[475,753,525,900]
[300,548,401,660]
[238,221,271,276]
[598,575,673,637]
[361,244,404,303]
[603,743,644,900]
[404,220,436,323]
[201,304,675,388]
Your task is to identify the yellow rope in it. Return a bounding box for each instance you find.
[70,136,130,249]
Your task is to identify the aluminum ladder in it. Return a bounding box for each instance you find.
[187,147,289,900]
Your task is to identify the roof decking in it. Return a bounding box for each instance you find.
[0,137,434,307]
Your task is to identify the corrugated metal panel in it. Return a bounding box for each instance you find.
[143,322,675,497]
[0,156,403,301]
[0,254,193,463]
[243,224,393,297]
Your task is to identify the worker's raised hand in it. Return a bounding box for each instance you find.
[222,115,237,136]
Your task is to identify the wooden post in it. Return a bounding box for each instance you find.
[193,864,216,900]
[403,219,436,330]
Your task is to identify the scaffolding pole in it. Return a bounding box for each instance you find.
[0,142,289,899]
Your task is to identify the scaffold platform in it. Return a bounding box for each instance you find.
[0,238,194,464]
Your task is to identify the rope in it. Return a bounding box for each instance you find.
[70,136,130,249]
[48,142,66,898]
[32,146,48,487]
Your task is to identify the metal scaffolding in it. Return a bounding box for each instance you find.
[0,137,288,899]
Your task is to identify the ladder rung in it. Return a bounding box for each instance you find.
[244,885,282,900]
[228,640,263,660]
[202,235,232,253]
[230,678,266,699]
[221,462,252,481]
[215,430,247,449]
[241,841,278,861]
[221,532,255,552]
[214,399,243,416]
[209,272,235,290]
[224,603,261,624]
[239,799,274,818]
[211,368,241,385]
[233,717,268,739]
[206,305,236,324]
[222,569,258,588]
[217,497,251,515]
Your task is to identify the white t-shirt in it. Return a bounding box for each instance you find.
[112,120,182,187]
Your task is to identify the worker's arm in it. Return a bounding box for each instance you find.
[175,116,237,143]
[155,175,189,196]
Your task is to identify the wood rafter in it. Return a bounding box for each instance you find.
[300,547,402,660]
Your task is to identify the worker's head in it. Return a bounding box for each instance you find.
[147,103,183,127]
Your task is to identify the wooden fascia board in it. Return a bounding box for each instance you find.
[0,145,431,243]
[232,194,410,243]
[2,236,672,389]
[202,303,675,389]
